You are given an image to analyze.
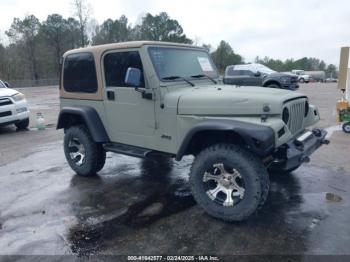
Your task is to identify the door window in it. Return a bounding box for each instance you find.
[104,51,145,87]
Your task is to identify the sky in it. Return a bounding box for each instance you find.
[0,0,349,66]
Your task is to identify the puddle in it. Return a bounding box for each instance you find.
[68,185,195,257]
[67,156,195,257]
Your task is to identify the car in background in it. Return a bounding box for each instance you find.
[291,70,310,83]
[0,80,30,129]
[325,78,337,83]
[223,63,299,90]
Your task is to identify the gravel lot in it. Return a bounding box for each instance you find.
[0,83,349,260]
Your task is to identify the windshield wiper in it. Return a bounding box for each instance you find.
[190,74,217,84]
[161,76,195,87]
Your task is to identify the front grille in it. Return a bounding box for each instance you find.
[0,111,12,117]
[0,98,12,106]
[291,76,298,83]
[286,99,306,135]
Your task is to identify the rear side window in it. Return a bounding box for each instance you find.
[227,67,240,76]
[63,53,98,93]
[104,51,145,87]
[241,70,253,76]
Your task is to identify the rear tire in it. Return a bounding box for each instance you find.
[342,122,350,134]
[15,118,29,130]
[189,144,269,222]
[64,125,106,176]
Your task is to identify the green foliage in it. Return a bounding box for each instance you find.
[255,56,330,73]
[0,11,338,82]
[211,40,243,73]
[326,64,337,78]
[6,15,41,80]
[133,12,192,44]
[92,15,131,45]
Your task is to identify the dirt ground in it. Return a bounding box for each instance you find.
[0,83,349,260]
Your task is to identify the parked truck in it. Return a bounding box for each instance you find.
[292,70,325,82]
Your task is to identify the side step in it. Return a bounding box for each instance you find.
[103,143,154,159]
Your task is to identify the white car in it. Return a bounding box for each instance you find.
[291,70,310,83]
[0,80,30,129]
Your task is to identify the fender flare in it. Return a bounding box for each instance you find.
[57,105,110,143]
[263,79,281,87]
[176,119,275,160]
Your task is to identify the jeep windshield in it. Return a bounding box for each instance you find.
[148,46,218,82]
[0,80,6,88]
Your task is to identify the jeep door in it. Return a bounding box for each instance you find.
[103,50,156,148]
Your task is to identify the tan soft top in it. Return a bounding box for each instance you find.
[63,41,203,57]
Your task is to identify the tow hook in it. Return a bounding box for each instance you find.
[312,128,322,137]
[321,139,330,145]
[301,156,310,163]
[312,128,330,145]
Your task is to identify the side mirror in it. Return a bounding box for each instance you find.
[125,67,153,100]
[254,71,261,77]
[4,81,10,88]
[125,67,141,87]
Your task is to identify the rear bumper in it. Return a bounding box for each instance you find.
[272,128,329,171]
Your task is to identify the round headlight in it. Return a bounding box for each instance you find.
[304,101,309,117]
[282,107,289,124]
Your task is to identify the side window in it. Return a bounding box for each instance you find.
[63,53,98,93]
[242,70,253,76]
[234,70,244,76]
[104,51,145,87]
[228,67,240,76]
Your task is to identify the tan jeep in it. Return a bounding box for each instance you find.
[57,41,328,221]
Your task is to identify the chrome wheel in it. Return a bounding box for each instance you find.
[203,163,245,207]
[68,137,86,166]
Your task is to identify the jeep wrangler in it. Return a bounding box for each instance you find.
[57,41,328,221]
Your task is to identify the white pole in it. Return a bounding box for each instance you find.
[347,68,350,101]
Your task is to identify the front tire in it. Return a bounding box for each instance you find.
[64,125,106,176]
[267,83,280,89]
[299,78,305,83]
[15,118,29,130]
[342,122,350,133]
[189,144,269,222]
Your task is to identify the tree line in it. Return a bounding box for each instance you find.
[0,1,337,81]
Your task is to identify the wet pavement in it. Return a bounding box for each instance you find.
[1,84,350,260]
[0,141,350,258]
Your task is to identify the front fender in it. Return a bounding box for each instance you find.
[176,119,275,160]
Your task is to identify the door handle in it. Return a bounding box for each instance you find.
[107,91,115,100]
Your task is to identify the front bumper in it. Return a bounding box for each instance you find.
[0,99,30,126]
[283,83,299,90]
[272,128,329,171]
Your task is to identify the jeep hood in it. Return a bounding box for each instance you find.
[164,85,306,116]
[0,88,19,98]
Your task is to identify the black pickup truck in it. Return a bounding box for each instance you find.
[223,63,299,90]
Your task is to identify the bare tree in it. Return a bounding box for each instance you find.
[72,0,90,47]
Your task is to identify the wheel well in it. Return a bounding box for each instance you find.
[184,130,246,156]
[59,113,86,130]
[263,80,281,87]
